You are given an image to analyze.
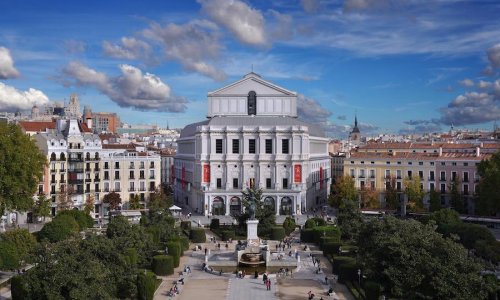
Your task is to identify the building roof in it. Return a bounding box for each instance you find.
[19,121,56,132]
[350,151,491,161]
[102,143,136,150]
[179,116,325,138]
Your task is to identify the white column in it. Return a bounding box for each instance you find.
[225,196,230,216]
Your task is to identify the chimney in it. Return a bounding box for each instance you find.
[86,118,92,130]
[476,147,480,157]
[438,147,442,157]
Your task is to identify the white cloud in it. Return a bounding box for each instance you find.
[61,61,187,112]
[459,78,474,87]
[487,43,500,68]
[63,40,86,54]
[0,82,49,111]
[301,0,319,13]
[198,0,266,46]
[268,10,294,40]
[102,37,156,64]
[438,91,500,125]
[0,47,20,79]
[477,80,492,89]
[143,21,225,81]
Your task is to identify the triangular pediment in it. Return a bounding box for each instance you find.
[209,73,296,96]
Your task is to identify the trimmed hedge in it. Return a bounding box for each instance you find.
[180,221,191,231]
[152,255,174,276]
[220,230,236,241]
[364,281,381,300]
[137,270,159,300]
[166,241,181,268]
[323,242,342,256]
[338,260,360,284]
[210,218,220,230]
[300,228,315,243]
[319,237,339,249]
[312,226,341,245]
[271,227,286,241]
[304,217,327,229]
[125,248,138,266]
[11,276,27,300]
[190,228,206,243]
[179,235,190,251]
[332,256,356,274]
[283,216,296,235]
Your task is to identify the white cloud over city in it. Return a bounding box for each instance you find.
[0,82,49,111]
[0,47,20,79]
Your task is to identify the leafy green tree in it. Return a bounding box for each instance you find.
[1,229,37,264]
[32,194,51,222]
[103,191,122,211]
[148,187,172,213]
[428,208,461,229]
[37,214,79,243]
[238,188,276,238]
[83,194,95,215]
[330,175,357,209]
[0,123,46,215]
[384,176,399,210]
[57,210,94,230]
[428,187,441,212]
[360,186,379,209]
[476,151,500,216]
[129,194,141,210]
[337,199,363,241]
[449,177,465,214]
[357,216,491,299]
[0,240,20,270]
[403,176,424,211]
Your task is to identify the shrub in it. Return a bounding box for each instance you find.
[338,259,359,283]
[10,275,28,300]
[179,235,190,251]
[364,281,381,300]
[271,227,286,241]
[0,240,21,270]
[323,242,342,256]
[220,230,236,241]
[180,221,191,231]
[300,228,315,243]
[1,229,37,263]
[57,210,93,230]
[151,255,174,276]
[165,241,181,267]
[283,216,296,235]
[137,270,158,300]
[124,248,138,266]
[319,237,339,249]
[312,226,341,245]
[210,218,220,230]
[37,214,79,243]
[332,256,356,274]
[304,217,327,229]
[190,228,206,243]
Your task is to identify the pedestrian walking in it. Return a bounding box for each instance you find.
[266,279,271,290]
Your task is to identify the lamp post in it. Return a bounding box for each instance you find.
[357,269,361,286]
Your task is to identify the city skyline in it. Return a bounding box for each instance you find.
[0,0,499,136]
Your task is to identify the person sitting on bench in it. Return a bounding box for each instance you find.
[327,287,333,296]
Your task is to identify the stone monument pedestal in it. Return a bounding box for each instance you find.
[246,219,259,244]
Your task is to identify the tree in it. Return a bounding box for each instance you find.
[357,217,491,299]
[403,176,424,211]
[37,214,79,243]
[84,194,95,215]
[360,186,379,209]
[103,191,122,211]
[428,187,441,212]
[0,123,46,215]
[337,199,363,241]
[57,185,74,211]
[384,176,399,210]
[239,188,276,238]
[148,188,172,213]
[329,175,357,209]
[476,151,500,216]
[449,177,465,214]
[1,229,37,265]
[129,194,141,210]
[32,194,51,222]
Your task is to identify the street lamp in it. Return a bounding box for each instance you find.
[357,269,361,286]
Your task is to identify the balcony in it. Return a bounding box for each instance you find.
[95,188,101,192]
[369,175,375,179]
[69,169,84,173]
[104,177,110,181]
[85,178,92,183]
[129,165,135,169]
[60,179,66,183]
[114,176,120,180]
[396,176,402,179]
[440,178,446,182]
[139,176,145,180]
[113,189,121,192]
[128,188,136,192]
[139,165,145,169]
[104,188,110,192]
[428,177,435,181]
[69,157,84,162]
[68,179,83,184]
[129,176,135,180]
[50,180,57,184]
[463,178,469,183]
[104,166,109,170]
[50,169,57,173]
[149,176,155,179]
[94,178,100,182]
[60,169,66,172]
[85,189,90,193]
[85,168,91,172]
[95,167,100,172]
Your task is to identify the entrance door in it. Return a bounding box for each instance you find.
[280,197,292,215]
[229,196,241,216]
[212,197,225,215]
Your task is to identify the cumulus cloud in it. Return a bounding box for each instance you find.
[268,10,294,40]
[61,61,187,112]
[0,47,20,79]
[143,21,225,81]
[439,92,500,125]
[63,40,86,54]
[459,78,474,87]
[477,80,492,89]
[102,37,157,64]
[296,94,349,136]
[399,123,442,135]
[487,43,500,69]
[0,82,49,111]
[198,0,266,46]
[301,0,319,13]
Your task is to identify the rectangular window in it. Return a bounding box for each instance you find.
[232,139,239,154]
[418,171,423,180]
[216,178,222,189]
[452,171,457,181]
[233,178,238,189]
[282,178,288,189]
[396,170,402,179]
[266,178,272,189]
[265,139,272,154]
[396,182,401,191]
[430,171,435,181]
[216,139,223,154]
[282,139,289,154]
[464,184,469,195]
[249,178,255,189]
[129,171,134,179]
[430,183,435,191]
[115,171,120,180]
[115,162,120,169]
[463,172,469,182]
[249,139,256,154]
[407,171,412,179]
[440,171,446,181]
[440,183,446,193]
[104,171,109,180]
[385,170,390,178]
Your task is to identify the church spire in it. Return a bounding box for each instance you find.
[355,114,358,128]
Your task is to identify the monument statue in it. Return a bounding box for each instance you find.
[248,189,256,220]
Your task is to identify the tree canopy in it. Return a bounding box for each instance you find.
[330,175,357,209]
[238,188,276,238]
[403,176,424,211]
[476,151,500,216]
[103,191,122,210]
[0,123,46,215]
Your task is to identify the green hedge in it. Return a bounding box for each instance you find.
[332,256,356,274]
[300,228,315,243]
[283,216,296,235]
[137,270,159,300]
[271,227,286,241]
[179,235,190,251]
[210,218,220,230]
[166,241,181,268]
[312,226,341,245]
[151,255,174,276]
[125,248,138,266]
[323,242,342,256]
[338,260,360,284]
[10,276,27,300]
[319,237,340,249]
[180,221,191,231]
[304,217,327,229]
[364,281,381,300]
[190,228,206,243]
[57,210,93,230]
[220,230,236,241]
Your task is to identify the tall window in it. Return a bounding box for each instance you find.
[233,178,238,189]
[249,139,256,154]
[216,139,223,154]
[266,178,272,189]
[282,139,289,154]
[216,178,222,189]
[232,139,239,154]
[282,178,288,189]
[265,139,273,154]
[248,91,256,115]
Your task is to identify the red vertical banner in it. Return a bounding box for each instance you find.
[294,164,302,183]
[170,165,175,184]
[181,165,185,189]
[320,167,323,189]
[203,164,210,183]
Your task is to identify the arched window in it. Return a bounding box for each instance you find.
[280,197,292,215]
[60,153,66,161]
[86,152,91,160]
[264,196,275,212]
[248,91,256,115]
[50,153,56,161]
[212,197,225,216]
[229,196,241,216]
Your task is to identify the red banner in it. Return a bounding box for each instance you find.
[203,164,210,183]
[181,165,185,189]
[294,165,302,183]
[320,167,323,189]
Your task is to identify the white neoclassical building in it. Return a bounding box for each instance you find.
[174,73,330,216]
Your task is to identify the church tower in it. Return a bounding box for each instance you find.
[349,114,361,144]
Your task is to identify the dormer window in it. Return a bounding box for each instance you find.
[248,91,256,115]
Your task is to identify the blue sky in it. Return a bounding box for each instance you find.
[0,0,499,137]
